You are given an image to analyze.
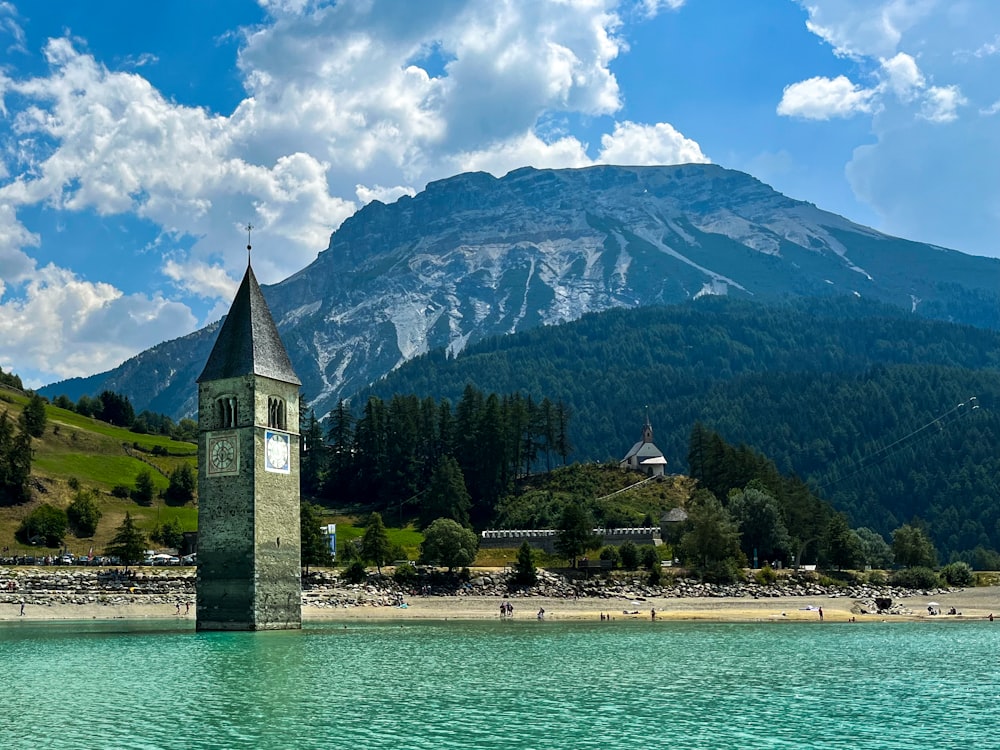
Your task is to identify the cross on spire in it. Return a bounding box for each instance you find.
[246,223,254,264]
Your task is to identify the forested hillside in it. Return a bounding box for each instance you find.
[365,296,1000,558]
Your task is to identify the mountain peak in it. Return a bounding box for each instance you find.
[41,164,1000,420]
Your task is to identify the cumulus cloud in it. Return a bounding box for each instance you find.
[881,52,924,100]
[0,0,708,384]
[355,184,418,205]
[785,0,1000,256]
[597,121,709,164]
[0,264,197,384]
[796,0,936,58]
[777,75,876,119]
[920,84,966,122]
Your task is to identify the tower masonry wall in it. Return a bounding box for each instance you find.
[196,375,302,630]
[252,377,301,629]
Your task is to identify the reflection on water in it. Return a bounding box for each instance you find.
[1,619,998,749]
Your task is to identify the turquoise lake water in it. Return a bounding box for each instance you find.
[2,619,998,749]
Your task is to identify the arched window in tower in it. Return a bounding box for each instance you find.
[268,396,286,430]
[216,396,237,428]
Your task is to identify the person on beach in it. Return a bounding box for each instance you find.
[818,606,823,621]
[537,607,545,620]
[19,601,25,616]
[650,607,656,621]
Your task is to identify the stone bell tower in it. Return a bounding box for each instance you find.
[196,240,302,631]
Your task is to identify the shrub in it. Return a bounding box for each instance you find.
[647,564,663,586]
[512,541,538,586]
[866,570,888,586]
[67,489,102,538]
[639,545,659,570]
[342,561,367,584]
[393,563,418,585]
[598,545,620,569]
[940,562,974,587]
[16,504,69,547]
[619,540,639,570]
[111,484,131,499]
[701,558,742,584]
[890,566,940,589]
[754,564,777,586]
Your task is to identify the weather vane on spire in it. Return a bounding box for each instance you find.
[245,223,253,265]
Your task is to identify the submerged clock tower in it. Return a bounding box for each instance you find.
[195,248,302,631]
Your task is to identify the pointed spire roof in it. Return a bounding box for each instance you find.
[197,263,301,385]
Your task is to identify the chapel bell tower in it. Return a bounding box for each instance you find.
[195,233,302,631]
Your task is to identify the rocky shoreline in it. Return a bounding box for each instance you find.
[0,567,961,617]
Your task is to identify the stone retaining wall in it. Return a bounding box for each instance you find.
[0,567,958,614]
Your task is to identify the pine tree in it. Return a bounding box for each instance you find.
[513,541,537,586]
[421,455,472,529]
[105,513,148,570]
[360,512,392,573]
[300,409,327,497]
[300,501,332,571]
[0,412,32,506]
[21,394,47,438]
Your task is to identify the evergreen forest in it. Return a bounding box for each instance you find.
[361,296,1000,560]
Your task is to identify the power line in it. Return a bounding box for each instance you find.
[817,396,979,491]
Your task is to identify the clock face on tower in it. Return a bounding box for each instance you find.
[264,430,291,474]
[207,433,239,476]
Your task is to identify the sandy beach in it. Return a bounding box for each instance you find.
[3,586,999,624]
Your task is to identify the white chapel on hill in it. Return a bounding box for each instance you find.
[620,413,667,477]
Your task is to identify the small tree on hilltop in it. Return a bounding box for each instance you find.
[513,541,537,586]
[22,394,47,438]
[361,512,392,573]
[420,518,478,571]
[105,512,148,571]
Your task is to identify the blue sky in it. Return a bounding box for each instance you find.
[1,0,998,388]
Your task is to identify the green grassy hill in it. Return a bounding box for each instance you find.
[0,386,197,556]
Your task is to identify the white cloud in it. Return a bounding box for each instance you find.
[0,0,710,385]
[0,1,25,54]
[777,75,876,119]
[0,264,197,384]
[597,121,709,165]
[355,184,417,205]
[787,1,1000,255]
[880,52,924,100]
[920,84,966,121]
[0,203,38,284]
[796,0,937,58]
[981,99,1000,116]
[638,0,686,19]
[450,131,592,177]
[162,259,238,301]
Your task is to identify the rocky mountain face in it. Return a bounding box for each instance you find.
[41,164,1000,419]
